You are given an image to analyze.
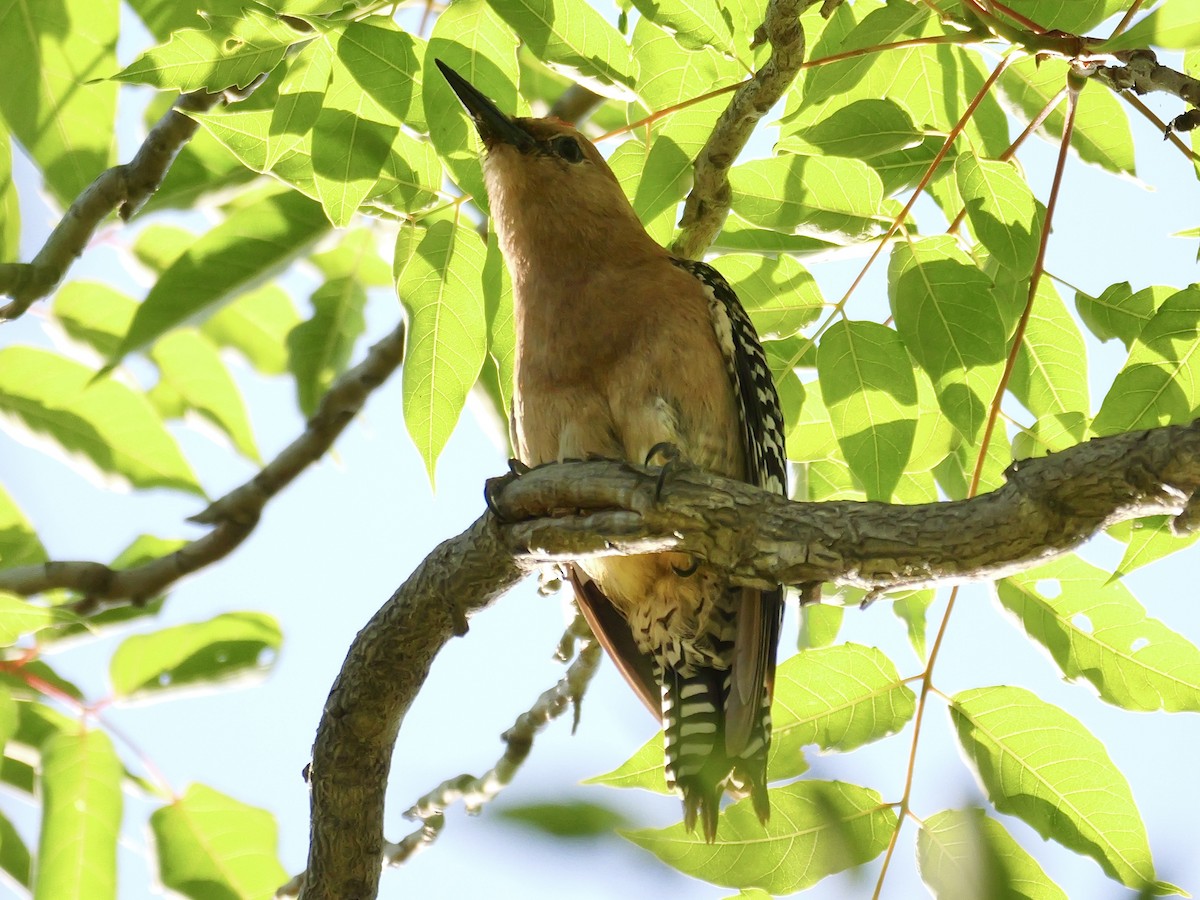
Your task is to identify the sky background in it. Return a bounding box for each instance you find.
[2,5,1200,900]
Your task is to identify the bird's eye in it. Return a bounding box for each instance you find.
[552,135,585,163]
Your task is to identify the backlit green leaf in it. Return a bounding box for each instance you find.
[951,686,1169,891]
[110,612,282,698]
[0,0,118,204]
[1092,287,1200,435]
[918,807,1067,900]
[111,188,329,363]
[395,220,489,482]
[35,729,122,900]
[624,781,894,893]
[151,330,260,461]
[818,321,918,500]
[113,7,300,91]
[996,555,1200,712]
[0,347,201,495]
[152,783,288,900]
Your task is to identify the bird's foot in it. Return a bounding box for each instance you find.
[645,441,684,502]
[484,458,532,522]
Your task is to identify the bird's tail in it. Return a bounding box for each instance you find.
[661,666,772,842]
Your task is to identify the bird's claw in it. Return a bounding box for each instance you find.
[645,441,683,502]
[671,555,700,578]
[484,458,531,522]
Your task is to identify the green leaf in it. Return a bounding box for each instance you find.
[151,330,261,462]
[1103,3,1200,51]
[113,7,299,91]
[151,783,288,900]
[999,0,1127,32]
[0,593,74,644]
[798,602,843,650]
[1009,278,1089,420]
[623,781,895,893]
[484,0,635,95]
[710,254,823,339]
[999,59,1135,176]
[35,729,122,900]
[287,276,368,418]
[0,127,18,261]
[497,799,630,837]
[1092,286,1200,435]
[1113,515,1200,578]
[590,645,913,794]
[800,2,931,107]
[918,807,1067,900]
[780,99,923,159]
[954,153,1042,274]
[892,589,935,660]
[585,732,674,794]
[310,24,407,226]
[191,38,331,179]
[394,220,489,483]
[483,231,516,417]
[730,155,889,242]
[0,0,117,204]
[51,282,138,359]
[996,555,1200,712]
[312,228,392,287]
[772,644,916,774]
[109,612,282,698]
[201,284,300,376]
[888,237,1008,441]
[0,808,31,889]
[426,0,524,210]
[817,321,918,500]
[131,224,196,274]
[0,347,202,495]
[950,686,1170,891]
[111,188,329,363]
[0,483,46,571]
[1074,282,1174,348]
[140,94,257,214]
[627,0,734,55]
[791,16,1009,162]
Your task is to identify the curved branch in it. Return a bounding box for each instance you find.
[671,0,814,260]
[298,419,1200,899]
[0,321,406,608]
[0,90,222,320]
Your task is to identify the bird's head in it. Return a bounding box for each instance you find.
[436,60,654,269]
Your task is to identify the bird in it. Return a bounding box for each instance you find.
[437,60,788,841]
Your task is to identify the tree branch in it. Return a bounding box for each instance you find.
[298,419,1200,899]
[671,0,815,260]
[0,321,406,608]
[1093,49,1200,135]
[0,90,225,321]
[280,615,601,898]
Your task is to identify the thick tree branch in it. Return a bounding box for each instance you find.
[0,322,406,608]
[0,91,223,320]
[671,0,816,259]
[298,420,1200,899]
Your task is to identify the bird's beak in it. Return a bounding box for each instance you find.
[435,59,536,152]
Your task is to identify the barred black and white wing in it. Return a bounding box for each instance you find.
[671,257,788,825]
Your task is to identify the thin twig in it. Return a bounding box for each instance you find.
[0,91,222,320]
[671,0,811,260]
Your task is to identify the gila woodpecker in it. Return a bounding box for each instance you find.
[438,60,788,841]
